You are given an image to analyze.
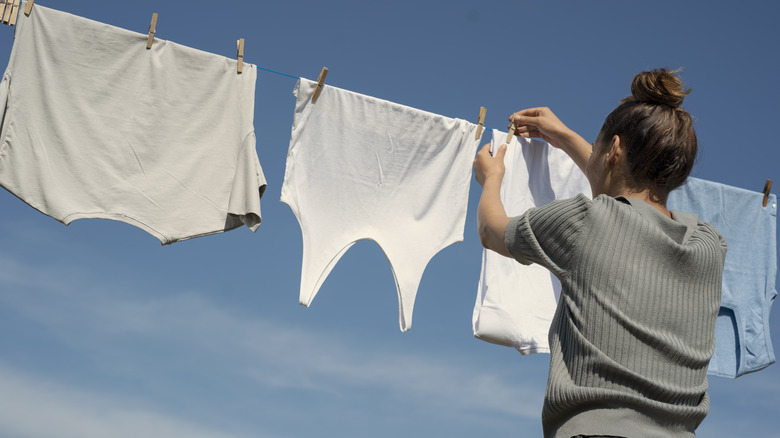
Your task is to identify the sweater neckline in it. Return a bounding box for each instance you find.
[615,196,699,245]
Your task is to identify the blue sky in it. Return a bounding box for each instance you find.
[0,1,778,437]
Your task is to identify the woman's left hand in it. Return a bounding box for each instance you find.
[474,142,507,187]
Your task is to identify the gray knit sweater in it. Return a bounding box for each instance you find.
[505,194,727,438]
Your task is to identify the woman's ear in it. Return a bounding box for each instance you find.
[606,135,623,166]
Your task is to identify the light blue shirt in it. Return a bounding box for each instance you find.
[668,177,777,378]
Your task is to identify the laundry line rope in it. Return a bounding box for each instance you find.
[257,65,299,80]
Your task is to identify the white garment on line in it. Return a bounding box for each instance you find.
[281,79,480,331]
[473,130,590,353]
[0,4,266,244]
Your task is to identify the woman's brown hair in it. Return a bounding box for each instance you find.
[600,68,697,202]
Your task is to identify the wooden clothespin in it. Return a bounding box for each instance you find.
[146,13,158,50]
[312,67,328,102]
[0,2,8,24]
[2,0,17,25]
[506,121,516,143]
[7,0,20,26]
[763,179,773,207]
[236,38,245,74]
[476,107,486,140]
[24,0,33,16]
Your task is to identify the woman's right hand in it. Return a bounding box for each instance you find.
[509,107,572,150]
[509,107,593,174]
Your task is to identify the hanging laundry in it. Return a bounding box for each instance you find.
[668,177,777,378]
[281,79,480,331]
[473,130,590,353]
[0,5,266,244]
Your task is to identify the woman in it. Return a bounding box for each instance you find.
[474,69,727,438]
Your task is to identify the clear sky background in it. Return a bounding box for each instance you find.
[0,1,778,437]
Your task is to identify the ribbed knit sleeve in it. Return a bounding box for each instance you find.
[504,193,591,277]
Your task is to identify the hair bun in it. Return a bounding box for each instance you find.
[630,68,690,108]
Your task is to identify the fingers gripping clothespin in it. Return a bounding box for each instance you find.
[312,67,328,102]
[146,13,158,49]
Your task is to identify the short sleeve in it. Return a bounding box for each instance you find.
[504,193,591,276]
[704,221,728,263]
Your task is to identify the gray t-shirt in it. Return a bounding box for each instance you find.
[505,194,727,438]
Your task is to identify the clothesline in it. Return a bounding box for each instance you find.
[257,66,299,80]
